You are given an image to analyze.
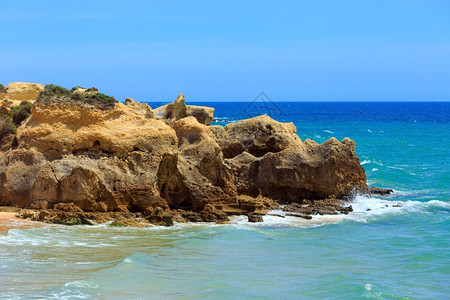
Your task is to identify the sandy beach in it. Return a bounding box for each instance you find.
[0,210,44,235]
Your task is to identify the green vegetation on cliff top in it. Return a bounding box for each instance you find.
[0,84,117,149]
[38,84,117,110]
[38,84,72,99]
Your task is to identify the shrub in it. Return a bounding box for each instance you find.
[109,221,124,227]
[38,84,72,100]
[0,84,6,93]
[38,84,117,110]
[11,101,33,126]
[0,114,16,148]
[70,87,117,110]
[77,92,116,109]
[85,87,98,93]
[71,86,83,92]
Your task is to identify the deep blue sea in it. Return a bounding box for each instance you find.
[1,102,449,299]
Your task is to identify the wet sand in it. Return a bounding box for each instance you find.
[0,211,45,235]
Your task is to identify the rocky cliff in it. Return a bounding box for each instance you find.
[0,84,368,226]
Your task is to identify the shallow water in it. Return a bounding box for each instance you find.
[1,102,449,299]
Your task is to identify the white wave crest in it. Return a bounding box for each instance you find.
[345,194,450,223]
[360,159,384,166]
[227,195,449,229]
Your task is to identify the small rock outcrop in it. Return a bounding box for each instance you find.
[0,85,369,226]
[225,115,302,157]
[369,186,394,196]
[248,212,263,222]
[125,98,155,119]
[225,122,368,202]
[173,93,187,120]
[153,94,215,125]
[153,93,187,121]
[0,82,44,102]
[186,105,215,125]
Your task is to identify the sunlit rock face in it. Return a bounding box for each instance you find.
[0,89,368,225]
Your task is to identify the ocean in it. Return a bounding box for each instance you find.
[1,102,449,299]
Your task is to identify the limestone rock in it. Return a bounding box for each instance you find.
[157,117,237,213]
[210,125,246,158]
[173,93,187,120]
[157,152,234,211]
[260,137,367,201]
[72,87,87,95]
[0,82,44,102]
[186,105,215,125]
[248,212,263,222]
[72,87,99,96]
[137,196,169,213]
[125,98,155,119]
[225,115,303,157]
[16,101,177,157]
[0,98,179,213]
[227,137,368,202]
[0,149,48,207]
[0,85,370,226]
[155,94,187,121]
[153,94,215,125]
[225,152,261,197]
[152,104,169,119]
[172,117,237,196]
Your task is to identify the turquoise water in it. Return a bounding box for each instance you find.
[1,102,449,299]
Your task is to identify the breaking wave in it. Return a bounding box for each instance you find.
[227,194,449,229]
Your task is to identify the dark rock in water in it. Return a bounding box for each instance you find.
[179,209,229,223]
[285,213,313,220]
[267,213,285,218]
[248,213,263,222]
[144,206,175,226]
[316,209,337,215]
[282,199,352,216]
[340,205,353,214]
[370,186,394,195]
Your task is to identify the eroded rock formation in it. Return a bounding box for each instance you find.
[0,82,44,102]
[0,85,369,226]
[153,94,215,125]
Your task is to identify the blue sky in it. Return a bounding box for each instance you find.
[1,0,449,101]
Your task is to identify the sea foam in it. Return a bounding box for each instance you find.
[227,194,449,229]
